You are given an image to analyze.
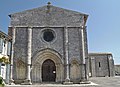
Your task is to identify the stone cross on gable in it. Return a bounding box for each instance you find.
[47,2,51,13]
[47,2,51,5]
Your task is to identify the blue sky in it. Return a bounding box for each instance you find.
[0,0,120,64]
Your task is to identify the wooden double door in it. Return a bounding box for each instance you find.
[42,59,56,82]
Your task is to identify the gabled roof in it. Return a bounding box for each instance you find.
[9,5,88,18]
[9,4,88,26]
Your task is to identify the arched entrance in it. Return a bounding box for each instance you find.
[42,59,56,82]
[31,49,64,83]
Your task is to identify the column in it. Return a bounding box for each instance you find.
[91,57,96,77]
[81,27,85,64]
[63,27,72,84]
[107,55,115,77]
[10,27,15,84]
[39,64,42,82]
[56,63,60,82]
[80,26,90,84]
[79,26,86,82]
[84,27,89,81]
[24,27,32,84]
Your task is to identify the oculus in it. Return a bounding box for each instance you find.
[43,29,55,42]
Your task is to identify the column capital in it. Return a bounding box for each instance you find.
[81,26,87,29]
[27,26,33,29]
[64,26,68,28]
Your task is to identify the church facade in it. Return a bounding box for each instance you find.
[8,3,89,84]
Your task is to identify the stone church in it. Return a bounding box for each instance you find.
[8,3,90,84]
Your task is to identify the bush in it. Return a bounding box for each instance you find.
[0,76,5,87]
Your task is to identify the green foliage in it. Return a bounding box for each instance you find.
[0,59,3,63]
[4,58,10,64]
[0,76,5,87]
[0,57,10,64]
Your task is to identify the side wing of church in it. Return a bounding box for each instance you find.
[89,53,115,77]
[8,3,89,84]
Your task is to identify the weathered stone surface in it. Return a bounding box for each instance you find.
[32,27,64,59]
[9,5,87,27]
[89,53,114,77]
[9,4,89,84]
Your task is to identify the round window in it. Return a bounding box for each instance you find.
[43,29,55,42]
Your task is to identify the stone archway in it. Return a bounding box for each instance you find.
[31,49,64,83]
[16,59,26,80]
[70,60,80,83]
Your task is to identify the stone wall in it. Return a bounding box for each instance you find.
[89,53,114,77]
[68,28,81,62]
[32,27,64,59]
[9,4,89,83]
[10,5,85,27]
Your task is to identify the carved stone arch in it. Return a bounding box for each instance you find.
[69,58,80,65]
[31,49,64,83]
[32,48,64,65]
[70,59,80,83]
[16,59,26,80]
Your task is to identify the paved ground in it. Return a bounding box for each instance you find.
[5,76,120,87]
[90,76,120,87]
